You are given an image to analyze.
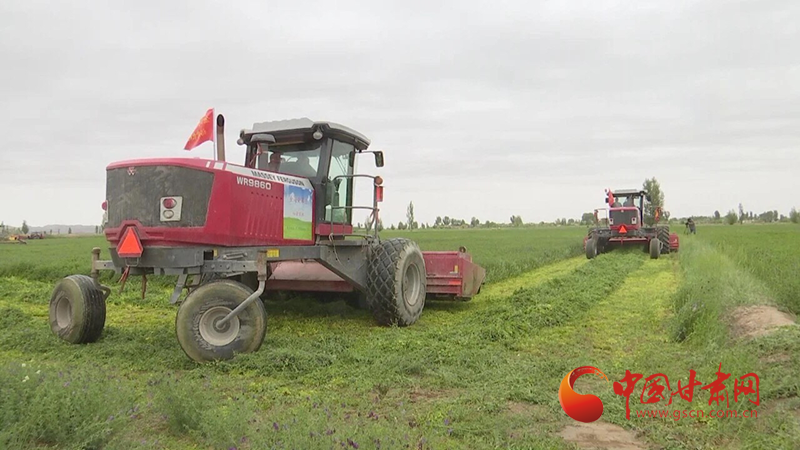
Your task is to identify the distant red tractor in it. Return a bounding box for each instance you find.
[584,189,679,259]
[50,117,485,362]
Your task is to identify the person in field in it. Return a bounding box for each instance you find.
[685,217,696,234]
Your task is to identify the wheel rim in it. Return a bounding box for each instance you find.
[199,306,240,347]
[55,295,71,328]
[402,263,422,307]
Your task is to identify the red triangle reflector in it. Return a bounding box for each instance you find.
[117,227,143,258]
[619,225,628,234]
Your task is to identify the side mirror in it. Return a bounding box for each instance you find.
[374,151,384,167]
[349,150,356,168]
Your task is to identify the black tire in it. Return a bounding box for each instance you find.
[175,280,267,362]
[649,238,660,259]
[49,275,106,344]
[585,237,597,259]
[367,238,426,326]
[657,226,670,254]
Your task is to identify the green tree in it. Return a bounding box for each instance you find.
[21,220,29,234]
[443,216,451,226]
[642,177,664,225]
[738,203,745,224]
[406,201,415,230]
[434,216,442,228]
[580,212,595,225]
[725,210,738,225]
[790,208,800,224]
[713,210,721,221]
[68,227,72,234]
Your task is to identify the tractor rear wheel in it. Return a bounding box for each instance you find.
[367,238,426,326]
[657,227,670,254]
[176,280,267,362]
[585,237,598,259]
[49,275,106,344]
[649,238,660,259]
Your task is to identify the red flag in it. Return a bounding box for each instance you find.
[184,108,214,150]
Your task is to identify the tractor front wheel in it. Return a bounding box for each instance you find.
[49,275,106,344]
[176,280,267,362]
[649,239,660,259]
[367,238,426,326]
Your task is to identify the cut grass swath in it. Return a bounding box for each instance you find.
[466,251,645,343]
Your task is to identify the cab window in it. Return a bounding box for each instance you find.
[265,142,322,179]
[325,140,354,223]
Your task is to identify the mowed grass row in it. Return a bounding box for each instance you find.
[693,223,800,314]
[0,234,630,449]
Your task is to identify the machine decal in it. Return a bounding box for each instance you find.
[235,176,272,190]
[283,184,313,240]
[223,164,313,189]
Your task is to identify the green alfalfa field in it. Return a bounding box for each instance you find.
[0,225,798,449]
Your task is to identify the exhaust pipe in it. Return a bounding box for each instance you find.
[216,114,226,161]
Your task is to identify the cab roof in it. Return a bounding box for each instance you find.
[612,189,646,196]
[242,118,371,150]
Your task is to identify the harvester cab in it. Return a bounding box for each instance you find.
[604,189,649,234]
[237,119,383,237]
[50,117,486,363]
[585,188,679,260]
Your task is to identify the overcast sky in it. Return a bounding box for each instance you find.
[1,0,798,227]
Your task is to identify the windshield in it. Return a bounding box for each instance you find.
[612,195,641,208]
[265,142,322,179]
